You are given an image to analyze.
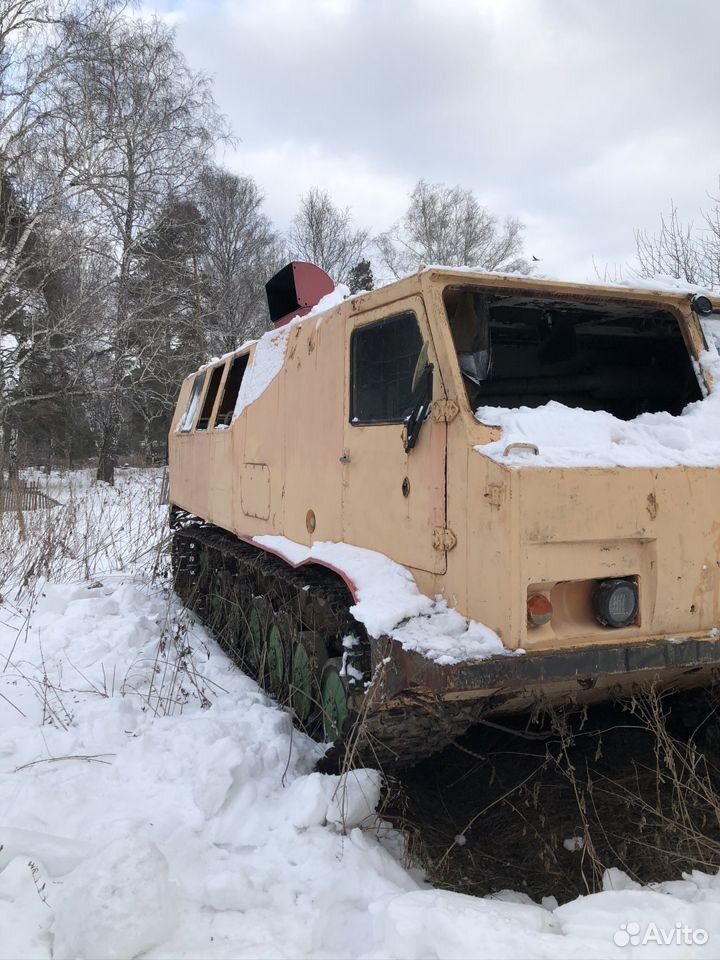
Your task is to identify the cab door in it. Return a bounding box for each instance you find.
[341,297,448,575]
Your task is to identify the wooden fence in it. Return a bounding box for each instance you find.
[0,479,60,513]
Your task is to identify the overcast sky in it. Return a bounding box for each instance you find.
[150,0,720,281]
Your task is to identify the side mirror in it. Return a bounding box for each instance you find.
[404,358,433,453]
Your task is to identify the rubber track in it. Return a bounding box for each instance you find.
[172,521,484,770]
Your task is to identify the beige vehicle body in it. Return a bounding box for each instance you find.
[169,268,720,716]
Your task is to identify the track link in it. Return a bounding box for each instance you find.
[171,519,483,770]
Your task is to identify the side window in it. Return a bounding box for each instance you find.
[196,364,224,431]
[214,354,249,428]
[178,370,207,432]
[350,311,423,424]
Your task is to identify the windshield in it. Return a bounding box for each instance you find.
[442,285,702,421]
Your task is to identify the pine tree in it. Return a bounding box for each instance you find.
[347,259,374,293]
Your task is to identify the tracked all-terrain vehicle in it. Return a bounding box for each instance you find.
[169,262,720,768]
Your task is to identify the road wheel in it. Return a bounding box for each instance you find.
[321,660,351,742]
[291,639,314,723]
[226,577,248,655]
[246,596,271,674]
[266,619,286,696]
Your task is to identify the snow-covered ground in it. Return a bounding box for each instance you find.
[2,470,720,959]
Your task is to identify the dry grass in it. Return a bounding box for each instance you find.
[0,468,168,596]
[386,689,720,902]
[0,467,213,728]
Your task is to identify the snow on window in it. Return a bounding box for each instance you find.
[700,315,720,356]
[469,301,720,469]
[475,388,720,468]
[177,371,206,432]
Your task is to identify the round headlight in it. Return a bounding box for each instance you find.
[692,294,713,316]
[592,578,638,628]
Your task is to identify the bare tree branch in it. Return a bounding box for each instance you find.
[376,179,529,280]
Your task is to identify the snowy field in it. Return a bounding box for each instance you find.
[2,470,720,959]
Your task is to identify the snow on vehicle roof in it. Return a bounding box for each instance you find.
[418,264,716,299]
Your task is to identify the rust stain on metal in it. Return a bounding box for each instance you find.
[484,484,505,509]
[433,528,457,551]
[432,399,459,423]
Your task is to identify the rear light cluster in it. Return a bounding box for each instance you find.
[527,594,553,627]
[527,578,638,630]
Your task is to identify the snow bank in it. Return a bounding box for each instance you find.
[3,578,720,960]
[52,838,178,960]
[0,576,395,959]
[326,769,382,833]
[253,535,514,663]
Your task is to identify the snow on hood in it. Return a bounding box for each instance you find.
[253,535,516,664]
[475,320,720,469]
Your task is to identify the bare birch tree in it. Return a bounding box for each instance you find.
[0,0,118,476]
[377,179,528,279]
[634,197,720,288]
[53,10,227,483]
[288,187,368,285]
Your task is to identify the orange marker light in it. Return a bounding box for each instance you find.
[527,594,553,628]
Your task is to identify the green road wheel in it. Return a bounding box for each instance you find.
[247,605,264,667]
[267,622,285,693]
[321,665,349,742]
[291,642,313,722]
